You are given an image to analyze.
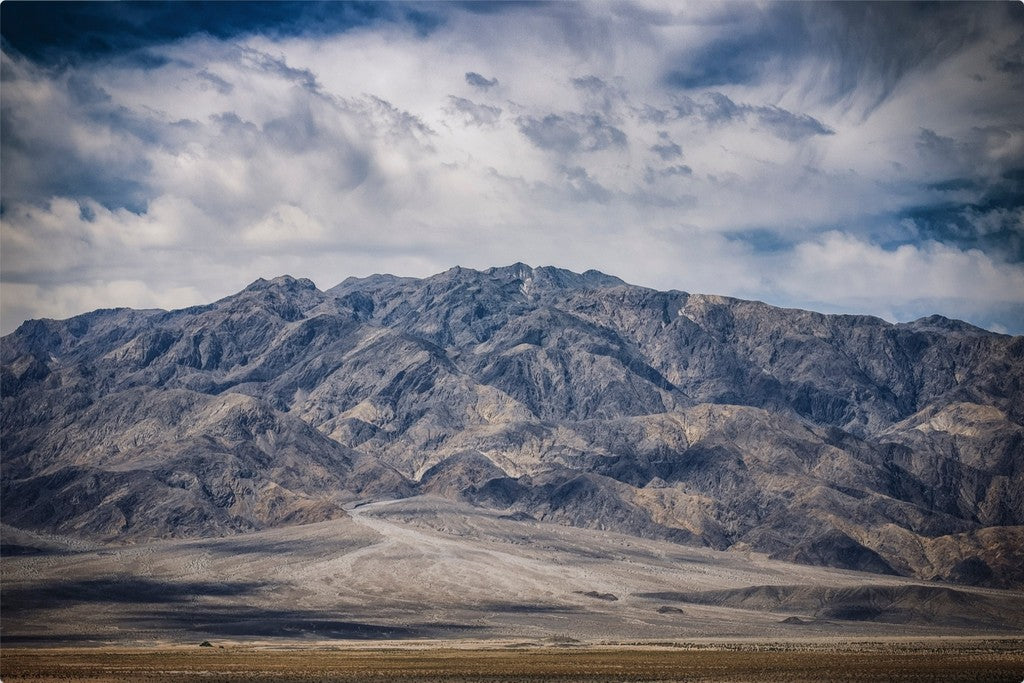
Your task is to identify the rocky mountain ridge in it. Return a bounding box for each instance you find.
[3,264,1022,587]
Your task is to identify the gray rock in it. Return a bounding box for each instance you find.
[2,264,1021,586]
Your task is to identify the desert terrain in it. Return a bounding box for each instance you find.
[4,497,1023,649]
[4,641,1024,682]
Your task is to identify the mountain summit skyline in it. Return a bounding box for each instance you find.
[4,263,1022,592]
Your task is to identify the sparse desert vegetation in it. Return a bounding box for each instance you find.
[3,642,1023,682]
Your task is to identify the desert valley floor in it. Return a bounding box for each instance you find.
[3,641,1024,682]
[3,497,1024,680]
[4,496,1023,645]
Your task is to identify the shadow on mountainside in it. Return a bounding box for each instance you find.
[635,584,1024,631]
[1,578,274,612]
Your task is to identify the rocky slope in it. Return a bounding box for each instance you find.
[2,264,1022,587]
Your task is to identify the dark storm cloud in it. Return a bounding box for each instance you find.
[663,3,807,89]
[517,113,627,153]
[0,143,152,214]
[65,74,112,105]
[664,2,1024,108]
[465,71,498,90]
[446,96,501,127]
[898,168,1024,263]
[890,205,1024,265]
[992,35,1024,75]
[917,128,958,160]
[1,64,156,212]
[0,1,445,64]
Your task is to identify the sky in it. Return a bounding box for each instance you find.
[2,1,1023,335]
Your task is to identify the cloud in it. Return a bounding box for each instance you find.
[241,47,321,92]
[197,68,234,94]
[570,74,626,114]
[650,131,682,160]
[465,71,498,90]
[783,232,1024,316]
[1,280,205,333]
[899,203,1024,264]
[992,35,1024,75]
[359,95,436,144]
[917,128,958,160]
[661,2,1023,113]
[754,106,834,140]
[243,204,325,245]
[445,96,501,127]
[644,164,692,184]
[571,75,606,92]
[655,92,833,140]
[1,2,1023,335]
[0,1,443,64]
[516,113,627,153]
[561,165,611,203]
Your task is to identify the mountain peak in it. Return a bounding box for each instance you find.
[902,314,990,335]
[486,262,534,279]
[483,263,626,291]
[245,275,319,292]
[414,263,625,295]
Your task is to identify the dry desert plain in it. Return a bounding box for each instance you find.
[2,497,1023,681]
[3,641,1024,682]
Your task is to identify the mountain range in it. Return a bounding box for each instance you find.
[3,264,1022,589]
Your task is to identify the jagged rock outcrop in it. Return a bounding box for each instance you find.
[2,264,1022,585]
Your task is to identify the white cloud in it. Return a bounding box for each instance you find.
[785,232,1024,305]
[243,204,326,246]
[1,280,205,333]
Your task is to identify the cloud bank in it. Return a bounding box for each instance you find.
[2,1,1023,334]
